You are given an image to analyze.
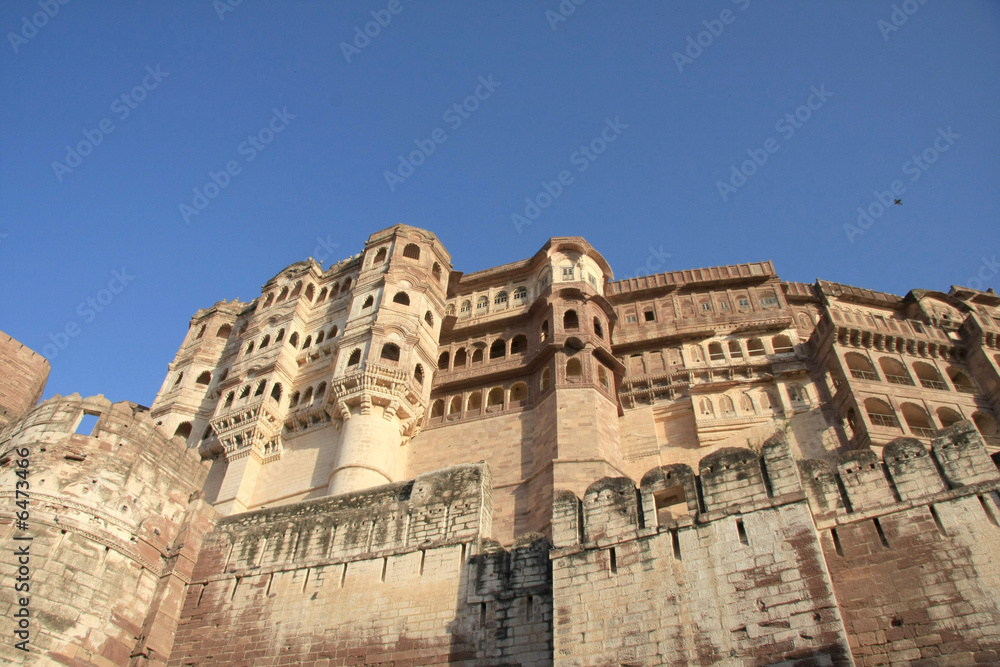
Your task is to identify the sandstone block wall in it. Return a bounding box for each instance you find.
[550,435,853,666]
[168,463,553,666]
[0,331,50,427]
[0,395,216,666]
[800,421,1000,666]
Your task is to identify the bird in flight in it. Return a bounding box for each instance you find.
[894,199,902,205]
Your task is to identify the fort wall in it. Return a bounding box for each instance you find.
[0,331,50,427]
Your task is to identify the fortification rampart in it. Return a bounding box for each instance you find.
[168,463,553,666]
[0,331,49,428]
[0,394,217,666]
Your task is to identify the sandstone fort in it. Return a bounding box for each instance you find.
[3,224,1000,665]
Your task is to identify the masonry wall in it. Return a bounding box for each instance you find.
[800,421,1000,665]
[0,395,216,666]
[168,463,553,666]
[550,435,853,666]
[0,331,50,427]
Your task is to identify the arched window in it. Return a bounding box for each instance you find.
[238,385,251,399]
[510,382,529,403]
[593,317,604,339]
[218,368,229,384]
[216,324,232,339]
[728,341,743,359]
[719,395,736,415]
[739,392,754,412]
[330,325,339,338]
[845,352,879,381]
[718,299,731,312]
[432,262,443,281]
[708,342,725,361]
[438,351,450,370]
[270,383,282,402]
[424,311,434,326]
[301,387,313,404]
[446,304,455,316]
[913,361,947,390]
[454,348,467,367]
[202,426,213,441]
[347,348,361,366]
[196,371,212,385]
[747,338,766,357]
[460,300,472,316]
[540,320,549,343]
[490,339,506,360]
[289,332,299,348]
[494,291,508,307]
[254,381,266,397]
[476,296,489,312]
[174,422,192,439]
[467,391,482,412]
[290,282,302,298]
[380,343,400,363]
[245,341,254,355]
[363,295,374,309]
[901,403,934,437]
[510,335,527,354]
[449,396,462,415]
[487,387,504,410]
[471,348,484,365]
[403,243,421,260]
[771,335,794,354]
[758,390,773,410]
[196,324,206,339]
[276,286,289,303]
[430,399,444,418]
[414,364,424,385]
[973,412,999,445]
[373,247,387,264]
[865,398,898,428]
[563,310,579,329]
[879,358,913,385]
[315,382,327,399]
[393,291,410,306]
[540,367,551,391]
[316,331,325,345]
[302,336,312,349]
[759,291,779,309]
[947,368,977,394]
[331,281,340,294]
[937,407,963,428]
[513,286,527,302]
[223,391,235,408]
[317,287,328,304]
[259,334,271,349]
[305,284,315,302]
[597,366,609,388]
[698,397,714,416]
[566,357,583,380]
[289,391,300,408]
[173,372,184,387]
[275,329,285,343]
[689,345,704,363]
[343,277,353,292]
[262,294,274,308]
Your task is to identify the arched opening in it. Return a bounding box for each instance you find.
[259,334,271,349]
[747,338,766,357]
[347,348,361,366]
[446,304,455,316]
[879,357,913,385]
[341,277,352,292]
[593,317,604,339]
[315,382,327,399]
[471,348,484,365]
[540,367,551,392]
[719,395,736,416]
[223,392,235,408]
[316,331,325,345]
[566,357,583,380]
[430,399,444,419]
[254,381,266,397]
[597,366,609,389]
[216,324,232,339]
[173,372,184,387]
[414,364,424,385]
[947,367,978,394]
[201,426,213,441]
[913,361,947,390]
[290,282,302,298]
[901,403,934,437]
[289,392,300,408]
[174,422,192,439]
[238,385,251,399]
[510,382,528,403]
[403,243,421,260]
[728,341,743,359]
[864,398,898,429]
[937,407,963,428]
[494,291,508,308]
[424,311,434,326]
[510,334,527,354]
[438,351,450,371]
[262,294,274,308]
[698,397,714,417]
[196,371,212,385]
[196,324,206,339]
[270,383,283,402]
[276,286,289,303]
[489,339,506,360]
[301,387,313,404]
[467,391,482,413]
[513,286,527,303]
[460,300,472,316]
[845,352,879,381]
[689,345,704,363]
[245,341,254,355]
[454,348,467,367]
[476,296,488,312]
[563,310,579,330]
[487,387,504,411]
[432,262,442,281]
[302,336,312,349]
[305,284,315,302]
[393,291,410,306]
[540,320,549,343]
[973,412,1000,446]
[275,329,285,343]
[373,247,387,264]
[381,343,400,363]
[363,295,374,309]
[708,342,725,361]
[317,287,328,304]
[449,396,462,415]
[772,335,794,354]
[739,392,754,412]
[330,325,339,338]
[289,332,299,348]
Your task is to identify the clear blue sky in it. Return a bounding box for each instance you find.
[2,1,998,407]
